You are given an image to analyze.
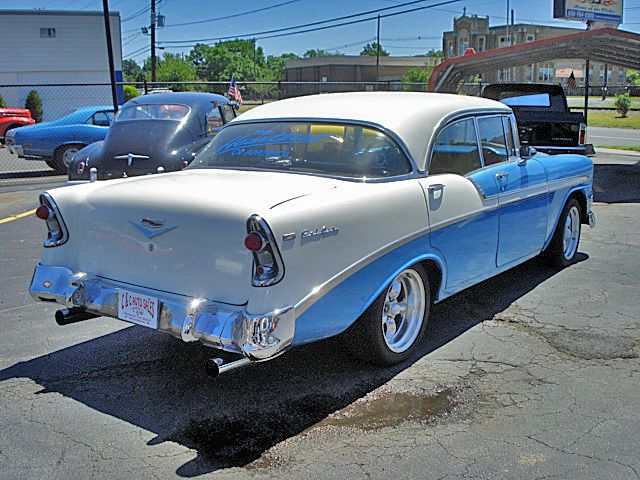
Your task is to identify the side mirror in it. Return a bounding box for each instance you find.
[518,145,536,164]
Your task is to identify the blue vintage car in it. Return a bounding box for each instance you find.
[5,106,115,173]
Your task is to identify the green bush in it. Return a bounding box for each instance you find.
[25,90,43,122]
[614,93,632,117]
[123,85,140,102]
[0,95,6,108]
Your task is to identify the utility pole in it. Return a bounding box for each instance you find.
[584,58,590,124]
[506,0,510,46]
[376,15,381,83]
[151,0,156,82]
[101,0,118,112]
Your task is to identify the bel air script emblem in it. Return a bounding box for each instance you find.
[301,225,339,240]
[129,218,178,239]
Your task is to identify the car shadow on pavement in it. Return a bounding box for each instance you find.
[593,162,640,203]
[0,254,586,476]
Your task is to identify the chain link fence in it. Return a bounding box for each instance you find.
[1,81,638,185]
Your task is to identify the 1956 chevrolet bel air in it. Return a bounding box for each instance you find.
[29,92,595,375]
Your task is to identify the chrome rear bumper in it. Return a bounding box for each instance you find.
[30,264,295,363]
[588,211,596,229]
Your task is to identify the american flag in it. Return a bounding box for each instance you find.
[227,75,243,105]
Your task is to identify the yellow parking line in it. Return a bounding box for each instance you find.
[0,208,37,224]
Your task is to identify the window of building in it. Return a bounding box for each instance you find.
[477,116,508,166]
[538,63,554,82]
[618,71,624,84]
[40,28,56,38]
[478,36,485,51]
[429,118,481,176]
[526,35,535,42]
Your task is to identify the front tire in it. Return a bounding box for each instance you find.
[346,265,430,366]
[53,144,84,174]
[547,197,582,267]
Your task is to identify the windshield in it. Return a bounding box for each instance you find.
[189,122,412,179]
[115,104,190,122]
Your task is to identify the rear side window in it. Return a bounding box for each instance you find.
[477,116,509,166]
[90,111,114,127]
[429,118,481,176]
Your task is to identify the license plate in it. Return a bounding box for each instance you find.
[118,290,158,329]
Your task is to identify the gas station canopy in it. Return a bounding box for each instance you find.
[429,28,640,92]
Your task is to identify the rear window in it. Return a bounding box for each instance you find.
[115,104,190,122]
[189,121,412,179]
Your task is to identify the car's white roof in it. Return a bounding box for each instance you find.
[234,92,511,171]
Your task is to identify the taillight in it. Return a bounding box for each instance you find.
[579,122,586,145]
[246,215,284,287]
[39,193,68,247]
[77,161,85,175]
[244,232,264,251]
[35,205,50,220]
[181,160,189,169]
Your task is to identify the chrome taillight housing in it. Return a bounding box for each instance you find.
[245,215,284,287]
[38,193,69,247]
[579,122,586,146]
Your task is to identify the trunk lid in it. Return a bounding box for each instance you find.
[71,169,339,304]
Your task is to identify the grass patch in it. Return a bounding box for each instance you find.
[587,111,640,129]
[598,145,640,152]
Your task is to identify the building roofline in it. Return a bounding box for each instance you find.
[0,9,120,17]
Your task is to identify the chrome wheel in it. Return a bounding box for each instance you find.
[563,205,580,260]
[62,147,79,167]
[382,269,426,353]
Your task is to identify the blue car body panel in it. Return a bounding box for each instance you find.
[11,106,113,158]
[292,152,593,347]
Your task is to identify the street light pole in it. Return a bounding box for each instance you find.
[376,15,381,83]
[151,0,156,82]
[101,0,118,112]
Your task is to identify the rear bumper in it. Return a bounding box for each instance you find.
[29,263,295,362]
[534,144,594,156]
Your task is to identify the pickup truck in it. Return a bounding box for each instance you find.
[482,83,592,156]
[0,108,35,144]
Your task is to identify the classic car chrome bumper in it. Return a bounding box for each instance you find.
[7,143,23,156]
[588,211,596,229]
[29,264,295,365]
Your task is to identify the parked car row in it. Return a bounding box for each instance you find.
[29,91,595,377]
[4,92,236,176]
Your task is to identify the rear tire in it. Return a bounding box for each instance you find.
[53,144,84,174]
[345,265,430,366]
[546,197,582,268]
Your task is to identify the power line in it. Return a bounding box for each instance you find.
[157,0,462,45]
[163,0,303,28]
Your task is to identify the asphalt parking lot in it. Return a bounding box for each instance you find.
[0,152,638,480]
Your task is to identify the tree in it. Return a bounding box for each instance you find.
[123,85,140,102]
[627,69,640,86]
[402,66,434,91]
[0,95,6,108]
[144,53,196,89]
[123,59,143,82]
[187,40,261,81]
[614,92,631,117]
[424,49,443,59]
[360,42,389,56]
[25,90,43,123]
[303,49,331,58]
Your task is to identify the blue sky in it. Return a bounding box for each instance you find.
[4,0,640,62]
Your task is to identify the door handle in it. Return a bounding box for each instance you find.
[496,172,509,181]
[427,183,445,192]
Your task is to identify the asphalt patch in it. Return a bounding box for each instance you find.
[543,330,637,360]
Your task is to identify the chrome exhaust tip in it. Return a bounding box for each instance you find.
[205,357,252,378]
[55,308,98,326]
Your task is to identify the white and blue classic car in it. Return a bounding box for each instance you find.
[30,92,595,375]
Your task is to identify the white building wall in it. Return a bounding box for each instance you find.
[0,11,122,121]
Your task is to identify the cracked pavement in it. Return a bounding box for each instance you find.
[0,153,638,479]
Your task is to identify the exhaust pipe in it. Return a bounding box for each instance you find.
[205,357,252,378]
[55,308,98,326]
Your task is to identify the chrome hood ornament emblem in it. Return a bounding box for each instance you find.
[129,218,178,239]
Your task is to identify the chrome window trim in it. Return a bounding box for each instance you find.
[423,108,511,175]
[190,117,420,183]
